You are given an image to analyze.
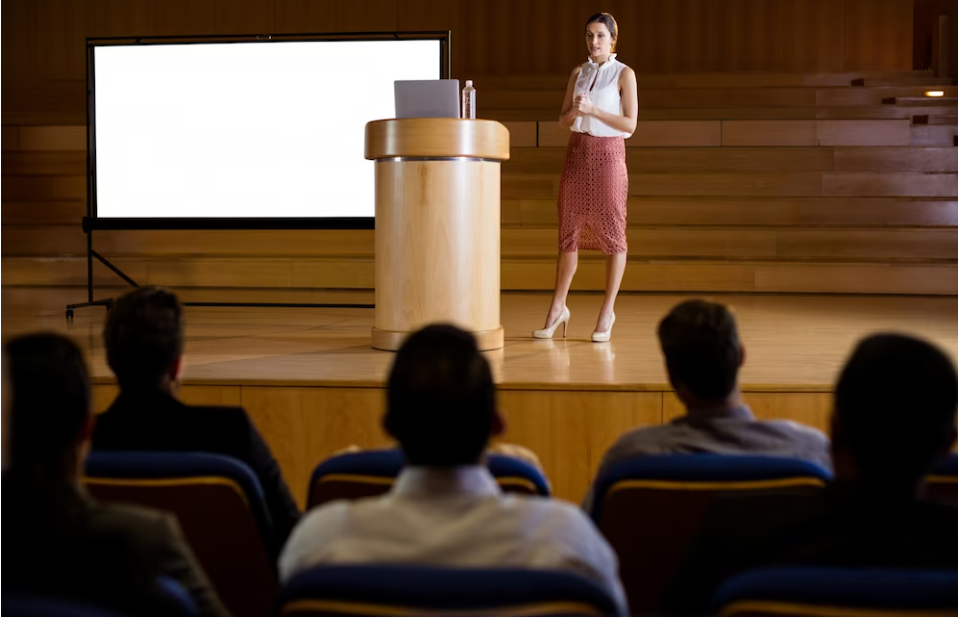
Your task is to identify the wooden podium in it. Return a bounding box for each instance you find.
[365,118,510,351]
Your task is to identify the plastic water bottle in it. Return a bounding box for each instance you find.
[462,80,476,119]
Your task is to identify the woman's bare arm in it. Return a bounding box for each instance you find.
[559,66,582,128]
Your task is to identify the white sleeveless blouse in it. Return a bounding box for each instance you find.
[571,54,632,138]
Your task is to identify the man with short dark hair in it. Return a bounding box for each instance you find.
[583,299,831,509]
[279,324,629,616]
[2,333,229,617]
[660,333,958,615]
[91,286,300,547]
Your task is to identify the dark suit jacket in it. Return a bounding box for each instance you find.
[660,482,958,616]
[91,389,301,550]
[2,473,230,617]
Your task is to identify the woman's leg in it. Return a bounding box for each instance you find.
[544,250,578,327]
[596,252,626,332]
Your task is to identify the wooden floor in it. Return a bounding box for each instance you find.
[5,289,958,504]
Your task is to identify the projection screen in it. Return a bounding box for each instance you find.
[88,34,448,229]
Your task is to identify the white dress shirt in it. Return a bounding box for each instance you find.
[279,466,629,616]
[571,54,632,138]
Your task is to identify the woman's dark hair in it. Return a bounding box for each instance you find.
[5,332,91,477]
[585,13,619,51]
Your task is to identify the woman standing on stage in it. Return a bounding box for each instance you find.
[533,12,638,343]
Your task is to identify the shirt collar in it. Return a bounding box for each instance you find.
[392,466,501,498]
[587,53,617,69]
[681,404,755,424]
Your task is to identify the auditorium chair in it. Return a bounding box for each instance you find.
[1,597,130,617]
[711,567,958,617]
[307,448,550,509]
[83,452,276,617]
[3,577,196,617]
[278,565,618,617]
[927,454,958,507]
[588,455,832,615]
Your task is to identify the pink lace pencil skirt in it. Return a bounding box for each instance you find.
[557,132,628,255]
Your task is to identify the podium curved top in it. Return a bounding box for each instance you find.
[365,119,510,161]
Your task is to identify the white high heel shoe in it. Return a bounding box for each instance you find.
[533,307,571,339]
[591,312,616,343]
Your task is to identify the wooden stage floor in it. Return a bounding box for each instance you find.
[6,291,958,390]
[4,290,958,503]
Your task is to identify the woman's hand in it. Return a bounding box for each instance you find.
[575,93,596,116]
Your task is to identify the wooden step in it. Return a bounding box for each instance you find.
[855,77,954,87]
[0,285,377,311]
[721,120,910,147]
[482,87,958,111]
[505,198,958,228]
[5,255,956,296]
[487,105,958,123]
[7,197,957,230]
[501,171,953,199]
[472,73,940,91]
[7,144,954,181]
[911,125,958,146]
[817,86,958,107]
[504,147,958,174]
[6,225,957,262]
[538,120,912,148]
[890,97,958,107]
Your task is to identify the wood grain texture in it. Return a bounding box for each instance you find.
[374,159,502,348]
[240,386,392,507]
[497,390,662,502]
[9,291,958,503]
[365,119,510,160]
[1,1,918,88]
[10,226,958,263]
[7,256,958,295]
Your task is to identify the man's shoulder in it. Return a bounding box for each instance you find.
[606,424,686,458]
[754,418,831,451]
[86,501,176,549]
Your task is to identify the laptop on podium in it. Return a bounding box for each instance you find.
[395,79,460,118]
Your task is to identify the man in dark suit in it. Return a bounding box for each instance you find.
[91,286,300,549]
[2,333,230,617]
[660,333,958,616]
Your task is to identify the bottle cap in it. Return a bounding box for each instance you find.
[466,80,474,86]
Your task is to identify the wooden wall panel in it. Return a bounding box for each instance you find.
[844,0,915,71]
[497,389,662,503]
[662,391,832,433]
[1,0,918,85]
[240,386,391,507]
[152,1,216,36]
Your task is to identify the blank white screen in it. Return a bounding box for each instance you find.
[94,40,440,218]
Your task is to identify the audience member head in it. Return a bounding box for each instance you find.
[104,286,185,392]
[384,324,502,467]
[657,300,744,409]
[832,333,958,495]
[5,333,92,481]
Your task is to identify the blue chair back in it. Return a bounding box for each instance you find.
[307,449,550,508]
[927,454,958,507]
[279,566,617,616]
[84,452,276,617]
[1,597,130,617]
[713,567,958,617]
[3,577,195,617]
[589,455,831,615]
